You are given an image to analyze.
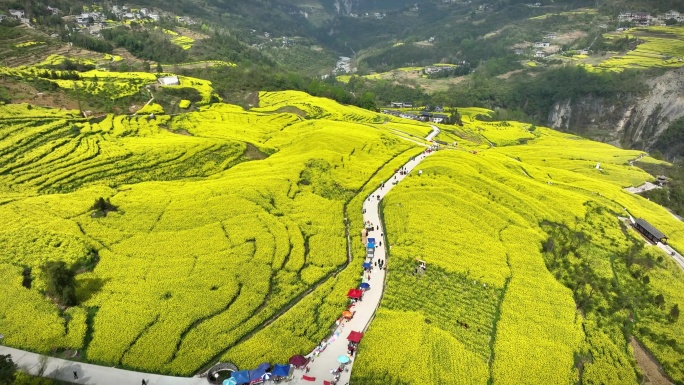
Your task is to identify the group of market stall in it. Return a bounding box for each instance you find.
[222,363,291,385]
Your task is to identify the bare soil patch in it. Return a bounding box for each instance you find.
[497,69,525,79]
[112,48,146,64]
[630,337,674,385]
[163,127,193,136]
[176,27,209,41]
[555,30,588,45]
[246,92,260,108]
[275,106,307,117]
[244,143,269,160]
[1,79,80,110]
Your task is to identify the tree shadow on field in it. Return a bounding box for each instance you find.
[76,277,111,303]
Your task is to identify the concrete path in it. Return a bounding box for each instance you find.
[289,149,436,385]
[0,345,205,385]
[426,124,440,142]
[625,182,660,194]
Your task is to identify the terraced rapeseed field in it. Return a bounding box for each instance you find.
[1,82,683,383]
[0,91,420,375]
[352,125,684,384]
[592,26,684,71]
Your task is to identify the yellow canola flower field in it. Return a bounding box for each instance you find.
[592,27,684,71]
[0,91,420,375]
[2,88,684,382]
[0,64,219,102]
[353,122,684,384]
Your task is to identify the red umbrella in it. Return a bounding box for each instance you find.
[347,331,364,343]
[289,355,307,367]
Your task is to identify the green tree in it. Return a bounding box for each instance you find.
[449,109,463,125]
[670,304,680,322]
[41,261,77,306]
[0,354,16,385]
[655,293,665,308]
[359,91,377,111]
[91,197,118,217]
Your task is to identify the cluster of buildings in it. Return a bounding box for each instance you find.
[346,12,386,19]
[383,104,449,123]
[0,9,29,24]
[618,10,683,26]
[423,66,452,75]
[111,6,161,22]
[73,4,195,27]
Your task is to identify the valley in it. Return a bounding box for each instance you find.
[0,1,683,385]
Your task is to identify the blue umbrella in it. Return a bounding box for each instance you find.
[223,378,237,385]
[362,262,371,269]
[337,355,350,364]
[261,372,272,381]
[360,282,370,289]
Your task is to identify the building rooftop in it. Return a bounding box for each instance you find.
[635,218,667,240]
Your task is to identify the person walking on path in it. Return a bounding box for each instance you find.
[73,371,78,380]
[142,380,147,385]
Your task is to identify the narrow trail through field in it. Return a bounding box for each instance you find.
[0,126,439,385]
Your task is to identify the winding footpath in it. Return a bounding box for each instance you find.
[0,126,438,385]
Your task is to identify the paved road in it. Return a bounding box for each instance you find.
[624,182,661,194]
[0,345,205,385]
[657,243,684,271]
[1,126,440,385]
[426,124,441,142]
[289,130,437,385]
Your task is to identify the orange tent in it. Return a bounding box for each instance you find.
[342,310,353,319]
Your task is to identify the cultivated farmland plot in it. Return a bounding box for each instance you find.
[0,83,683,385]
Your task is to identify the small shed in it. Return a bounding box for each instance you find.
[347,331,364,343]
[158,75,180,86]
[634,218,668,244]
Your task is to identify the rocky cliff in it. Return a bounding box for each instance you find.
[548,67,684,156]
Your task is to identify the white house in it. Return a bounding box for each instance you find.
[534,42,550,48]
[534,51,546,58]
[9,9,24,19]
[158,76,180,86]
[431,114,448,123]
[140,8,149,16]
[663,10,683,21]
[76,13,92,24]
[149,13,160,21]
[47,6,60,15]
[618,12,634,22]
